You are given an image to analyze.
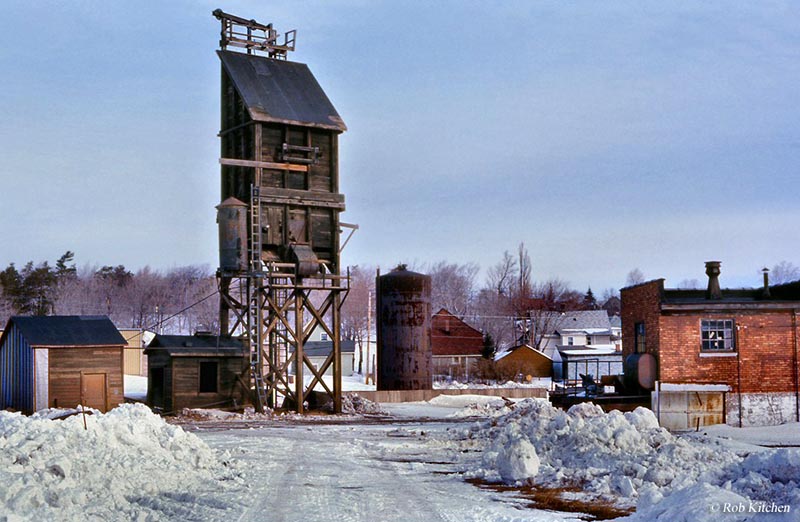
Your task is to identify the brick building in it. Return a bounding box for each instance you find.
[431,309,484,381]
[621,261,800,428]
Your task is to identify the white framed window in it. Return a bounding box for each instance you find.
[701,319,735,351]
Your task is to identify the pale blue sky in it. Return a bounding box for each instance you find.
[1,1,798,292]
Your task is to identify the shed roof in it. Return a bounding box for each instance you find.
[145,334,246,357]
[219,50,346,131]
[495,344,553,362]
[2,316,125,347]
[625,278,800,307]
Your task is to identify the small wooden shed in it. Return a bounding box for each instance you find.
[144,334,249,413]
[0,315,126,413]
[495,344,554,379]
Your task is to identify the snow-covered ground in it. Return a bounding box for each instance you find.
[2,396,798,520]
[0,404,241,520]
[453,399,799,522]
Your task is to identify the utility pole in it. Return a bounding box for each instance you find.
[365,290,372,384]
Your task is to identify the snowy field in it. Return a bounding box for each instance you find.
[1,397,798,520]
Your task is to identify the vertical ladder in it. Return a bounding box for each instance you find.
[248,184,268,411]
[250,185,262,272]
[266,263,292,408]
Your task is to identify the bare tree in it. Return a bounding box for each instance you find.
[600,288,621,316]
[517,242,533,302]
[677,278,700,289]
[428,261,479,317]
[626,268,645,286]
[341,265,375,374]
[486,251,517,296]
[771,261,800,285]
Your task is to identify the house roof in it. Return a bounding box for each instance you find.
[218,50,346,132]
[495,344,553,362]
[530,310,611,337]
[145,334,245,357]
[431,308,484,356]
[558,327,611,335]
[2,316,126,347]
[558,345,619,357]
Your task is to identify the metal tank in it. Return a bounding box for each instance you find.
[623,353,657,391]
[376,266,432,391]
[216,197,248,272]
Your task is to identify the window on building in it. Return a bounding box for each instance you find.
[634,322,646,353]
[701,319,735,351]
[567,337,574,346]
[320,333,328,341]
[586,335,592,346]
[199,362,218,393]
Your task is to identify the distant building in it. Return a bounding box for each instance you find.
[0,316,126,413]
[621,261,800,428]
[609,315,622,351]
[119,328,155,377]
[291,339,356,377]
[495,344,553,379]
[144,333,249,413]
[520,310,622,382]
[431,309,484,380]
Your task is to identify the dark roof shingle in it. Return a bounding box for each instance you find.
[7,316,125,346]
[219,50,346,131]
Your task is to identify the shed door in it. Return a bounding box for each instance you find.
[82,373,107,412]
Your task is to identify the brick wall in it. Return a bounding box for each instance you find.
[621,280,664,361]
[661,311,798,393]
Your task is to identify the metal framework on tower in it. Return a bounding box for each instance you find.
[213,10,355,413]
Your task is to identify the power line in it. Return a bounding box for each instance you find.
[122,289,220,343]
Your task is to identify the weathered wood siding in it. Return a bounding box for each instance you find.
[155,356,249,413]
[220,65,343,269]
[48,347,124,412]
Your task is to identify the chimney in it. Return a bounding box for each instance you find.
[705,261,722,300]
[762,267,771,298]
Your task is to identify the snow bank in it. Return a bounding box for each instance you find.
[342,393,385,415]
[432,395,516,418]
[0,403,239,520]
[434,379,551,390]
[463,399,800,518]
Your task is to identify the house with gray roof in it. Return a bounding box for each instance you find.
[520,310,623,383]
[0,315,126,413]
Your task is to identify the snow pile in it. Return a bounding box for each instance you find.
[0,403,239,520]
[464,399,800,518]
[493,423,540,482]
[342,393,385,415]
[435,395,515,418]
[434,379,551,390]
[180,407,247,420]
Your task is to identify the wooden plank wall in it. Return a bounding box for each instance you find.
[170,356,249,412]
[48,347,124,412]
